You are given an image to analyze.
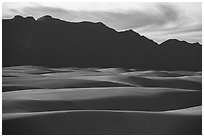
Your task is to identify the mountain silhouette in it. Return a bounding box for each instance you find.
[3,15,202,70]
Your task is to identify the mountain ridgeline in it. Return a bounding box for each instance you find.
[3,15,202,70]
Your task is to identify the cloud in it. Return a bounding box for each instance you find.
[20,3,180,30]
[99,3,180,30]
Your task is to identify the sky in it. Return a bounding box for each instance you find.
[2,2,202,44]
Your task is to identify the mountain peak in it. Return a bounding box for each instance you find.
[160,39,199,46]
[128,29,135,32]
[96,22,106,26]
[11,15,36,24]
[37,15,53,22]
[120,29,139,35]
[192,42,201,46]
[25,16,35,22]
[13,15,24,19]
[12,15,24,22]
[164,39,183,43]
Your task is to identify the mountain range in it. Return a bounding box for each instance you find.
[2,15,202,70]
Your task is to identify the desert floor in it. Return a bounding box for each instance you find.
[2,66,202,135]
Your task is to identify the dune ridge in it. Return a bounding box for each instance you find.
[3,105,202,120]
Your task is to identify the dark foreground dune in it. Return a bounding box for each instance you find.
[2,66,202,135]
[3,107,202,135]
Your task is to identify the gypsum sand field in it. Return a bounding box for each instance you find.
[2,66,202,135]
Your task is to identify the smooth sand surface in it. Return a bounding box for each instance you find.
[3,107,201,135]
[2,66,202,135]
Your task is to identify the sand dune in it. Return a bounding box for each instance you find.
[163,106,201,115]
[3,106,201,135]
[3,69,201,91]
[3,87,201,113]
[3,105,202,120]
[144,75,202,82]
[2,66,202,135]
[108,75,201,90]
[2,80,131,91]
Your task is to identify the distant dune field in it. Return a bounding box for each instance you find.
[2,66,202,135]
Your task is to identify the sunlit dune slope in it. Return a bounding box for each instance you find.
[3,87,201,113]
